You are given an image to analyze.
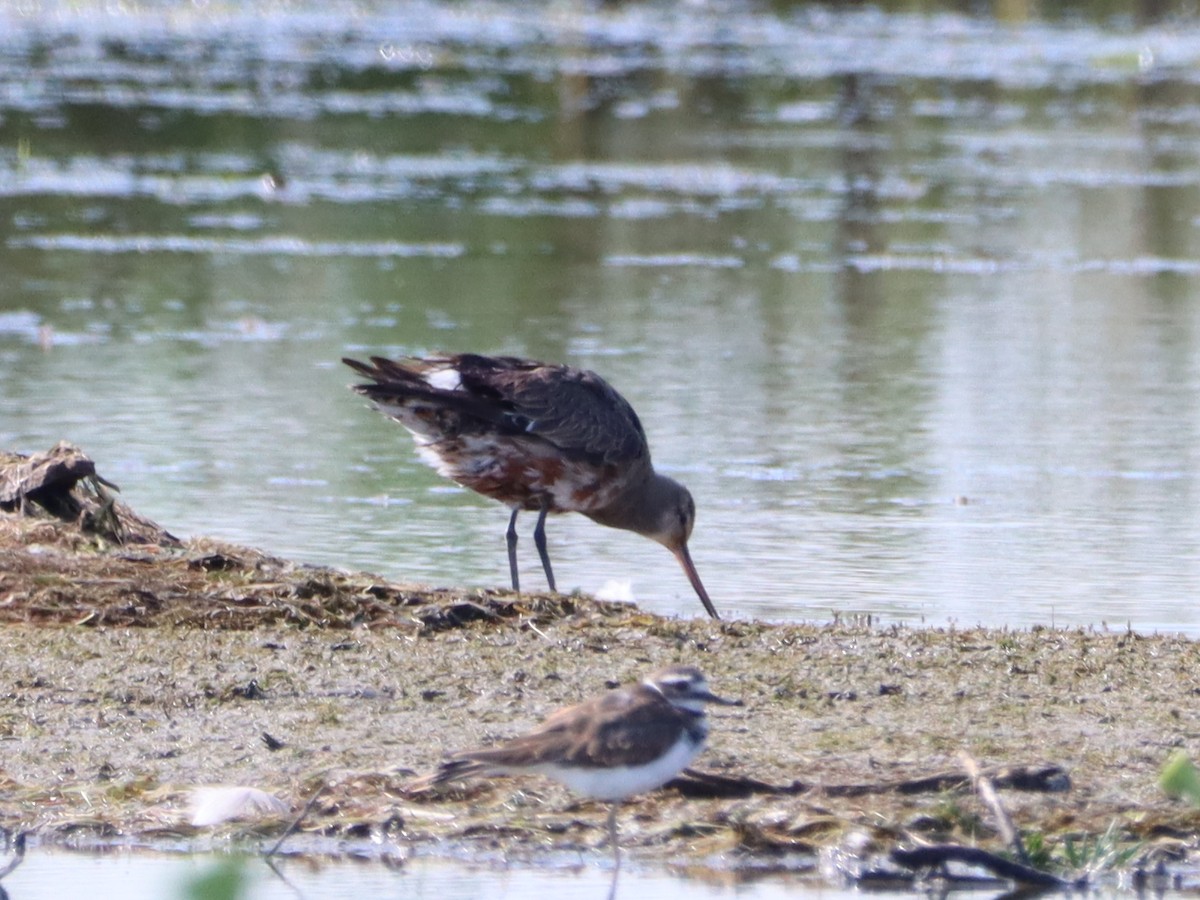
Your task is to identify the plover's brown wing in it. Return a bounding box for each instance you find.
[439,697,603,772]
[562,688,698,769]
[460,685,691,771]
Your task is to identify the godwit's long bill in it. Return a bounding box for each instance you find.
[343,353,720,619]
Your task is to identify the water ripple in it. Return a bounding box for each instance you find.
[4,3,1200,99]
[604,253,744,268]
[10,233,465,258]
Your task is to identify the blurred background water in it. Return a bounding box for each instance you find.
[3,0,1200,632]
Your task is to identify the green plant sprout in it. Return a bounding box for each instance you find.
[1160,751,1200,806]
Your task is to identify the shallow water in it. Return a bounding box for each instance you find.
[0,846,1175,900]
[0,848,852,900]
[4,2,1200,632]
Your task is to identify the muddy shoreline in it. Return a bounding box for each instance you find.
[2,446,1199,883]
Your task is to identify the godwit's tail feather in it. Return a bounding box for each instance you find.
[342,355,513,435]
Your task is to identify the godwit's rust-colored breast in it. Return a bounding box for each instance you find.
[421,431,641,514]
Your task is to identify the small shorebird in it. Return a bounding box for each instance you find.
[411,665,738,884]
[343,353,720,619]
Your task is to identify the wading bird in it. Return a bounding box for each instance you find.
[411,665,738,895]
[343,353,719,619]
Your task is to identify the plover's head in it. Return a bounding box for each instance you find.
[647,665,740,713]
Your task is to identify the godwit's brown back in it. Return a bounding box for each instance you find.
[343,354,649,510]
[343,353,720,619]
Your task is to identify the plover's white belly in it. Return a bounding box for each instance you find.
[527,736,704,801]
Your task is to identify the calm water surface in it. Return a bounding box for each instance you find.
[3,2,1200,632]
[0,849,879,900]
[0,847,1178,900]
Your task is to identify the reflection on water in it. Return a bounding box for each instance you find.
[3,3,1200,632]
[1,849,852,900]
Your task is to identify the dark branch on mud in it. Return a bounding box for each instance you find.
[890,844,1069,887]
[668,763,1070,799]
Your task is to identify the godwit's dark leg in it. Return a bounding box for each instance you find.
[533,505,556,592]
[506,508,521,592]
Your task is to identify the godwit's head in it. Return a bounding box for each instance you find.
[641,476,719,621]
